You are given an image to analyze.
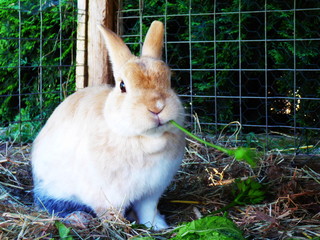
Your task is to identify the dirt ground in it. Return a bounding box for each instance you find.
[0,139,320,239]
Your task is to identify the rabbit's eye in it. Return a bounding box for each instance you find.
[120,81,126,93]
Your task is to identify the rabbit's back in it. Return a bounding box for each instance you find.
[32,86,112,212]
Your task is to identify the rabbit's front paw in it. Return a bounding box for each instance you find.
[143,213,169,231]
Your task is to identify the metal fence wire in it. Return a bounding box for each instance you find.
[119,0,320,149]
[0,0,77,142]
[0,0,319,151]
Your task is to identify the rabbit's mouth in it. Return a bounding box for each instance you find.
[152,113,165,128]
[143,120,170,136]
[156,117,171,129]
[157,121,167,128]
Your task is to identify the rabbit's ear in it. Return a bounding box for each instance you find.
[98,25,134,75]
[141,21,164,59]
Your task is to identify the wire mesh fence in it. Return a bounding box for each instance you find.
[119,0,320,149]
[0,0,319,151]
[0,0,77,142]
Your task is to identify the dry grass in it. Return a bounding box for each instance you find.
[0,134,320,239]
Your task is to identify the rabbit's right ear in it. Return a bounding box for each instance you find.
[98,25,134,77]
[141,21,164,59]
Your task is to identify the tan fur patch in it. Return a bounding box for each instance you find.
[124,59,171,90]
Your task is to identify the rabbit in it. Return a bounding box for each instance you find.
[31,21,185,230]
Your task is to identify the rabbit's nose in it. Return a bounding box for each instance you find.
[149,108,162,115]
[148,99,165,115]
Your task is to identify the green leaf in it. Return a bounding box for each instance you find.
[229,147,258,167]
[132,237,155,240]
[55,221,74,240]
[233,179,266,205]
[172,216,245,240]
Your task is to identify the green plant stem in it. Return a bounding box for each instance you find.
[170,120,231,155]
[170,120,257,167]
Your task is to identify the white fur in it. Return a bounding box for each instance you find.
[32,21,185,230]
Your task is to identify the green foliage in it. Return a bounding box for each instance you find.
[2,0,320,143]
[0,108,42,142]
[134,216,245,240]
[232,178,266,205]
[133,236,155,240]
[171,216,245,240]
[211,178,266,215]
[0,0,76,142]
[54,221,74,240]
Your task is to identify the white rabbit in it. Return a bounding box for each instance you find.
[31,21,185,230]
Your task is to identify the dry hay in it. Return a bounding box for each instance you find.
[0,136,320,240]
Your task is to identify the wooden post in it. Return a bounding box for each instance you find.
[75,0,87,89]
[87,0,118,87]
[76,0,118,89]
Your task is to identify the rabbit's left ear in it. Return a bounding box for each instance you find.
[141,21,164,59]
[98,25,134,76]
